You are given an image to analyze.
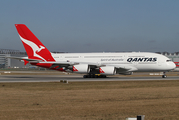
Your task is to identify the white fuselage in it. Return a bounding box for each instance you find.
[51,52,175,72]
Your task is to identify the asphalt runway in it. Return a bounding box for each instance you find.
[0,74,179,82]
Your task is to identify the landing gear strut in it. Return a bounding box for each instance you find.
[162,72,167,78]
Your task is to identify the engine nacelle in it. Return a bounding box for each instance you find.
[72,64,89,74]
[99,66,116,75]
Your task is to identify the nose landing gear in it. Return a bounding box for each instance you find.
[162,72,167,78]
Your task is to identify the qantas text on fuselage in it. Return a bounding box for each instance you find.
[127,57,157,62]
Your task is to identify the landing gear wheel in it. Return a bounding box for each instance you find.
[83,75,88,78]
[162,75,167,78]
[101,75,106,78]
[83,74,107,78]
[162,72,167,78]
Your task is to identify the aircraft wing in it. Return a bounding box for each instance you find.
[114,65,138,74]
[46,61,137,72]
[114,65,138,71]
[40,61,104,67]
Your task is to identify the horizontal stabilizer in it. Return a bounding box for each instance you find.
[7,56,43,65]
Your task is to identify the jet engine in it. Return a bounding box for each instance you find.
[72,64,90,74]
[99,66,116,75]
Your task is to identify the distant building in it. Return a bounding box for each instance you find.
[0,49,30,68]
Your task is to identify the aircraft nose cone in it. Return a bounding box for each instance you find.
[169,62,176,70]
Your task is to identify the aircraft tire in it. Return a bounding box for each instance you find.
[83,74,107,78]
[162,75,167,78]
[83,75,87,78]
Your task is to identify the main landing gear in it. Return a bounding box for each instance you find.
[83,74,106,78]
[162,72,167,78]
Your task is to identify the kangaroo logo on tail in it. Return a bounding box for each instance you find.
[20,36,46,61]
[37,45,45,53]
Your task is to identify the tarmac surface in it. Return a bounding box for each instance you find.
[0,74,179,82]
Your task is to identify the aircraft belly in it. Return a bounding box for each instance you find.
[136,63,167,72]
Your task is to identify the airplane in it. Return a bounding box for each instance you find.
[10,24,176,78]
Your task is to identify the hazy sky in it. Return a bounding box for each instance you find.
[0,0,179,53]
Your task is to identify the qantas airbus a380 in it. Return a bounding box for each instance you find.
[11,24,176,78]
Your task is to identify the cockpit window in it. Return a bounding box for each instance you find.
[166,60,172,62]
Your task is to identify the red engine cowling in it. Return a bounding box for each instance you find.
[99,66,116,75]
[72,64,89,74]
